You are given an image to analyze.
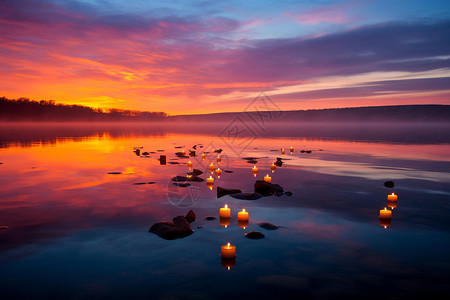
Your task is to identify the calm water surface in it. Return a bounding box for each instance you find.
[1,123,450,300]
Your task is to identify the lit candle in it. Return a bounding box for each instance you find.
[237,209,249,221]
[281,148,285,155]
[238,220,249,229]
[221,243,236,258]
[387,193,398,202]
[182,150,185,154]
[217,155,221,163]
[379,207,392,219]
[202,153,206,160]
[270,163,276,172]
[379,207,392,229]
[187,160,192,169]
[290,146,294,153]
[215,168,222,178]
[207,176,214,190]
[220,217,230,228]
[220,204,231,218]
[252,165,258,177]
[209,163,215,172]
[264,174,271,183]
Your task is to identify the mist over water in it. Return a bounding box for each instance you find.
[1,122,449,300]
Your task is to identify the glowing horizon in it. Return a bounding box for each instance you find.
[1,0,449,115]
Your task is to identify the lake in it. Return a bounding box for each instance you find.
[1,122,450,300]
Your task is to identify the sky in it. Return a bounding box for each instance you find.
[0,0,449,115]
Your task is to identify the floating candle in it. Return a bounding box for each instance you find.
[237,209,249,221]
[187,161,192,169]
[387,193,398,202]
[270,163,276,172]
[379,207,392,229]
[217,155,221,163]
[379,207,392,219]
[220,204,231,218]
[238,220,249,229]
[202,153,206,160]
[209,163,215,172]
[290,146,294,153]
[252,166,258,177]
[207,176,214,190]
[221,243,236,258]
[215,168,222,178]
[281,148,285,155]
[264,174,271,183]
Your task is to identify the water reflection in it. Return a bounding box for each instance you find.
[1,123,450,299]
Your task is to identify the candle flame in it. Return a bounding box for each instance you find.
[228,267,230,271]
[225,225,227,228]
[392,193,395,196]
[227,243,230,246]
[243,209,246,213]
[384,207,387,211]
[225,204,228,209]
[384,226,387,229]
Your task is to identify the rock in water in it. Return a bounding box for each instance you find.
[384,181,395,188]
[185,210,196,223]
[285,191,293,196]
[258,222,281,230]
[230,193,263,200]
[217,187,242,198]
[245,231,265,239]
[205,216,216,220]
[254,180,284,197]
[149,216,193,240]
[107,172,122,175]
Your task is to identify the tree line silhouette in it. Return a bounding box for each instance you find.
[0,97,167,121]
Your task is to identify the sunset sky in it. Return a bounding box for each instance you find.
[1,0,449,115]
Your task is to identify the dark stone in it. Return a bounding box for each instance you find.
[254,180,284,197]
[384,181,395,188]
[141,152,149,155]
[189,150,196,157]
[214,149,223,153]
[247,160,257,164]
[174,146,183,148]
[306,150,312,154]
[285,191,293,196]
[276,157,283,161]
[185,210,196,223]
[300,150,306,153]
[205,216,216,220]
[149,216,193,240]
[224,170,233,173]
[147,182,156,184]
[245,231,265,239]
[230,192,263,200]
[258,222,281,230]
[133,182,146,185]
[217,187,242,198]
[168,162,180,165]
[107,172,122,175]
[192,145,197,149]
[159,155,166,165]
[157,150,164,152]
[173,183,191,187]
[171,176,204,182]
[134,149,140,156]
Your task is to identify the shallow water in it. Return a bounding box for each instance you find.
[1,122,450,300]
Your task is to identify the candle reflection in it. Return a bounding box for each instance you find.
[221,256,236,270]
[206,176,214,190]
[220,217,231,228]
[270,163,276,173]
[238,220,249,229]
[215,168,222,178]
[202,153,206,160]
[252,165,258,177]
[387,200,397,209]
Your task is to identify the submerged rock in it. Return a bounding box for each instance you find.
[185,210,196,223]
[245,231,265,239]
[149,214,194,240]
[171,175,204,182]
[230,192,263,200]
[254,180,284,197]
[285,191,293,196]
[217,187,242,198]
[133,182,147,185]
[384,181,395,188]
[224,170,233,173]
[258,222,282,230]
[205,216,216,220]
[107,172,122,175]
[214,149,223,153]
[147,182,156,184]
[188,169,203,176]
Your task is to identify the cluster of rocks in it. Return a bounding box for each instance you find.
[149,210,196,240]
[217,180,292,200]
